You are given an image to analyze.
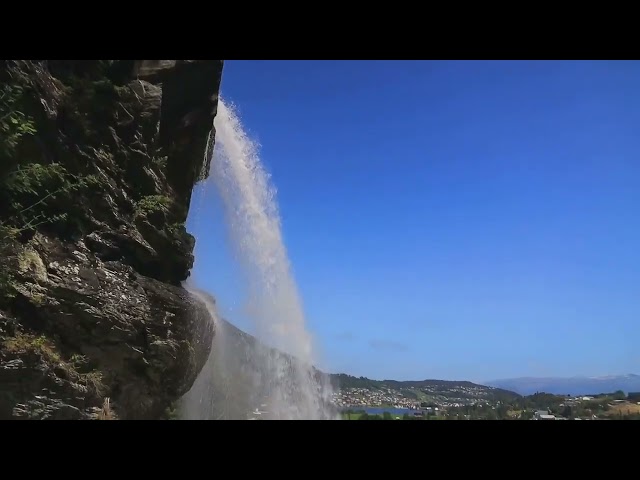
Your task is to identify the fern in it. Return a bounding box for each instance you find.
[0,83,36,160]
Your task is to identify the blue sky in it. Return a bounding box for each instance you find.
[186,60,640,383]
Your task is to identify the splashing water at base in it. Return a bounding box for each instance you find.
[180,99,338,420]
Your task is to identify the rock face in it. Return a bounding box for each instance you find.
[0,60,223,419]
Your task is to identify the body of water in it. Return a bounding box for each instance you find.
[343,407,417,416]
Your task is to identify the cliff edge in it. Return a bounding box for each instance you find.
[0,60,223,419]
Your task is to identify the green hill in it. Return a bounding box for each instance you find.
[330,373,521,404]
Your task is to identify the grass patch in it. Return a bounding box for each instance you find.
[602,402,640,417]
[0,82,37,160]
[2,332,107,398]
[342,412,364,420]
[135,194,172,217]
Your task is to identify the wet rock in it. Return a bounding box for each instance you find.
[0,60,223,419]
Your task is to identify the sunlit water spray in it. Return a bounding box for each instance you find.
[180,99,338,420]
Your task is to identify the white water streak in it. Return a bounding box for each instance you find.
[182,98,337,420]
[212,100,312,361]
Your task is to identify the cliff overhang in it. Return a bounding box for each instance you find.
[0,59,223,419]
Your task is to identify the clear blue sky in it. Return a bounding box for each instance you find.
[186,60,640,383]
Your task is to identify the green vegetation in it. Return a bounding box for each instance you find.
[0,164,99,301]
[344,400,640,420]
[341,410,364,420]
[0,77,103,350]
[2,332,106,398]
[333,374,386,390]
[161,401,180,420]
[2,163,99,226]
[0,84,38,299]
[337,375,640,420]
[58,75,132,142]
[0,76,104,301]
[0,79,100,234]
[167,222,187,236]
[135,195,172,217]
[442,390,640,420]
[0,83,36,160]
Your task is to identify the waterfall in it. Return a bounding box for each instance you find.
[179,99,338,420]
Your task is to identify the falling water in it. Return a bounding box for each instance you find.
[180,99,338,420]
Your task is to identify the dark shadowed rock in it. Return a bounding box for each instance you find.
[0,60,223,419]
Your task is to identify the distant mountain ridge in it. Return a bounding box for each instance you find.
[485,374,640,396]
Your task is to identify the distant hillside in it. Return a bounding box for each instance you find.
[485,374,640,396]
[331,373,521,404]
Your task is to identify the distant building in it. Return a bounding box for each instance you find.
[534,410,555,420]
[537,414,556,420]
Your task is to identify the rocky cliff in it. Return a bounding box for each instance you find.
[0,60,223,419]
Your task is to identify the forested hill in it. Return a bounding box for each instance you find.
[330,373,521,403]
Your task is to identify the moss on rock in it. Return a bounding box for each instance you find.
[0,60,223,420]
